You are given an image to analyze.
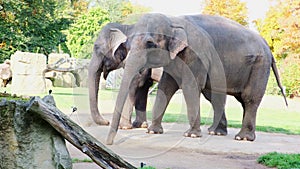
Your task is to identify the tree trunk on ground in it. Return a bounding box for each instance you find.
[27,95,136,169]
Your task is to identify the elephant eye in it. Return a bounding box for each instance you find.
[146,40,157,48]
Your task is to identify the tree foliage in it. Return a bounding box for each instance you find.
[256,0,300,97]
[0,0,73,63]
[256,0,300,60]
[91,0,150,22]
[66,7,110,59]
[66,0,150,59]
[202,0,248,26]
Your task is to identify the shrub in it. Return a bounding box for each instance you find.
[258,152,300,169]
[66,7,110,59]
[266,59,300,98]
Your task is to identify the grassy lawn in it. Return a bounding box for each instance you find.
[2,87,299,168]
[147,90,300,135]
[1,87,299,135]
[258,152,300,169]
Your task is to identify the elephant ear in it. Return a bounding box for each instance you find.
[109,28,127,58]
[168,25,188,60]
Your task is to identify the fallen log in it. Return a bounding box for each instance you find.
[27,95,136,169]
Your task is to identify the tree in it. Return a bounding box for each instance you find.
[66,0,150,59]
[256,0,300,60]
[202,0,248,26]
[0,0,73,63]
[278,0,300,59]
[65,7,110,59]
[90,0,150,22]
[256,0,300,97]
[71,0,89,17]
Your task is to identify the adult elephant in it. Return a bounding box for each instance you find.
[106,13,287,145]
[88,22,161,128]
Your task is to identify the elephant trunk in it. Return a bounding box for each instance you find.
[106,53,145,145]
[88,54,109,125]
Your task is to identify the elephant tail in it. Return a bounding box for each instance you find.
[271,57,288,106]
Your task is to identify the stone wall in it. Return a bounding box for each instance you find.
[0,59,12,87]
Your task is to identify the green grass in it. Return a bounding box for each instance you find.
[138,167,156,169]
[1,87,299,135]
[145,91,300,135]
[0,92,30,101]
[258,152,300,169]
[71,158,93,163]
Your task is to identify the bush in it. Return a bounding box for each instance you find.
[280,60,300,97]
[66,7,110,59]
[257,152,300,169]
[266,59,300,98]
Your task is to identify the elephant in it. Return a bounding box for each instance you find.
[88,22,162,128]
[106,13,287,145]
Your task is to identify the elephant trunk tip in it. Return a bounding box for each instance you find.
[106,130,117,145]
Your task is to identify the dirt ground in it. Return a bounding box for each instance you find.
[66,112,300,169]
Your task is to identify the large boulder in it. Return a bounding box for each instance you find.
[10,51,47,95]
[48,53,71,69]
[0,60,12,87]
[53,72,77,88]
[73,59,90,87]
[0,97,72,169]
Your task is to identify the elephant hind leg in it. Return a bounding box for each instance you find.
[203,90,228,136]
[234,100,260,141]
[235,64,269,141]
[235,89,264,141]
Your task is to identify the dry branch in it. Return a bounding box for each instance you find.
[26,96,136,169]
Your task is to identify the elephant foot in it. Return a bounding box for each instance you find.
[93,115,110,126]
[147,124,163,134]
[132,120,148,128]
[184,128,201,138]
[119,120,133,130]
[235,129,255,141]
[208,125,227,136]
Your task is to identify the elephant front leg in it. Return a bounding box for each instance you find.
[119,96,134,130]
[132,79,153,128]
[182,86,201,138]
[148,73,179,134]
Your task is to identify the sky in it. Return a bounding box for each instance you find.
[130,0,272,24]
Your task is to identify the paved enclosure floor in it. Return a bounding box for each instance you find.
[66,112,300,169]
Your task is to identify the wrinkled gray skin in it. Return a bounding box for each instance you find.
[106,13,287,145]
[88,22,154,128]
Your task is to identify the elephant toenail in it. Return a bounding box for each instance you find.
[191,134,197,138]
[235,136,241,140]
[184,133,189,137]
[209,131,215,135]
[243,137,248,141]
[141,122,148,128]
[149,131,155,134]
[217,132,221,136]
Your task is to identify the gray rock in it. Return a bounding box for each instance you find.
[0,97,72,169]
[53,72,77,88]
[10,51,47,95]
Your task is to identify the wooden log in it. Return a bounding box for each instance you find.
[26,95,136,169]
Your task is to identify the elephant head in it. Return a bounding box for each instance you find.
[106,13,224,144]
[88,23,133,125]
